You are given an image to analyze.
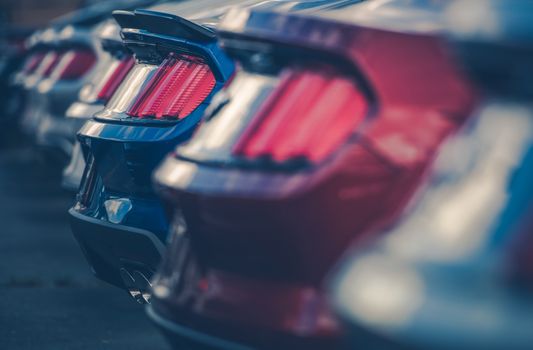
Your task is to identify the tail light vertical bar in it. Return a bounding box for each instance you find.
[162,63,207,118]
[22,52,46,75]
[136,59,189,118]
[96,56,135,102]
[126,53,216,120]
[127,55,177,117]
[36,51,63,78]
[178,64,215,117]
[232,67,369,163]
[52,50,96,80]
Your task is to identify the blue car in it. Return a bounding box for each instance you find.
[69,0,362,303]
[332,1,533,349]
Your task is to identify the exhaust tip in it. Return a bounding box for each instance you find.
[120,267,153,304]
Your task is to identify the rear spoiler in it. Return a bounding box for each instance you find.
[113,9,216,42]
[215,9,369,85]
[217,9,359,63]
[111,9,231,81]
[217,9,475,117]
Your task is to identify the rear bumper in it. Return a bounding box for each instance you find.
[147,306,252,350]
[148,298,343,350]
[69,208,164,300]
[149,226,343,349]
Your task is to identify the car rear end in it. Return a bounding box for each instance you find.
[16,24,100,161]
[149,2,476,349]
[15,0,159,162]
[69,0,236,303]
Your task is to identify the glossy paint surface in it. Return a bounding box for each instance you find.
[150,4,477,348]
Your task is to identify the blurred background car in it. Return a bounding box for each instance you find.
[0,0,81,112]
[332,1,533,349]
[61,18,133,190]
[0,2,173,350]
[0,25,33,144]
[69,0,363,306]
[11,0,158,164]
[148,0,476,348]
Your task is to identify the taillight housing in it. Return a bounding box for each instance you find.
[21,48,96,80]
[232,67,369,163]
[126,53,216,120]
[22,52,46,75]
[51,49,96,80]
[96,55,135,102]
[38,51,63,78]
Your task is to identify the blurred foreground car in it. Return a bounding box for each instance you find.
[14,0,157,162]
[332,1,533,349]
[69,0,360,303]
[148,0,475,348]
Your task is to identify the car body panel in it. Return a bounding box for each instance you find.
[148,1,477,348]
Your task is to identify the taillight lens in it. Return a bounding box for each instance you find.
[96,56,135,102]
[37,51,63,78]
[232,67,368,163]
[127,53,216,120]
[22,52,46,75]
[51,49,96,80]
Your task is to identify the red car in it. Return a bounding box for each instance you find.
[149,1,477,348]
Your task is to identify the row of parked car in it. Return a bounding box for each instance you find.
[2,0,533,348]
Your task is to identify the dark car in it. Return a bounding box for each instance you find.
[148,0,476,348]
[332,1,533,349]
[13,0,158,162]
[68,0,360,304]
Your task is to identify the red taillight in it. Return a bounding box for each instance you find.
[52,50,96,80]
[232,68,368,163]
[36,51,63,78]
[127,53,216,120]
[96,56,135,102]
[22,52,46,75]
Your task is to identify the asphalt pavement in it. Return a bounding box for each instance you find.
[0,137,169,350]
